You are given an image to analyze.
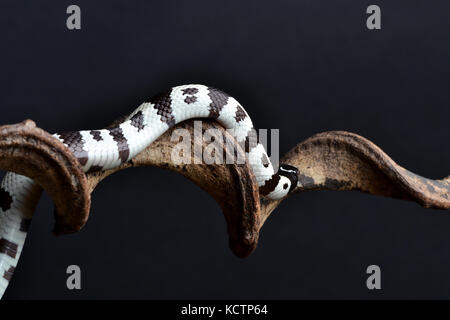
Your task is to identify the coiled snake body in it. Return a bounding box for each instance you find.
[0,85,298,298]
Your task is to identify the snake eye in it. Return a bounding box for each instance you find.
[283,183,288,190]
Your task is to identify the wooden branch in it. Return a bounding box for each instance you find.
[0,120,448,259]
[260,131,450,227]
[85,120,262,258]
[0,120,90,235]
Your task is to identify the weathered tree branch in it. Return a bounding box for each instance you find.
[260,131,450,227]
[0,120,448,259]
[0,120,90,235]
[86,120,262,258]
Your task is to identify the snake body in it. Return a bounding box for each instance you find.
[0,84,298,298]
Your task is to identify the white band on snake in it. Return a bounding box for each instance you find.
[0,84,298,298]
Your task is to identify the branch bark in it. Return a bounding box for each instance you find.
[0,120,448,258]
[0,120,90,235]
[260,131,450,227]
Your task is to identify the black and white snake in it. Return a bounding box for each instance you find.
[0,84,299,297]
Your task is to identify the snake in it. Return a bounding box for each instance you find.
[0,84,299,298]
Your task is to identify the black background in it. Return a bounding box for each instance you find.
[0,0,449,299]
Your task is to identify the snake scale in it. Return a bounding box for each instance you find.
[0,84,299,298]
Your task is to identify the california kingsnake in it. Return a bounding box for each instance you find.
[0,84,298,298]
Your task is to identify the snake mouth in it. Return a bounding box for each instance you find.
[278,164,299,193]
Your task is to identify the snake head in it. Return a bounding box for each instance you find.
[265,164,299,200]
[278,164,299,193]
